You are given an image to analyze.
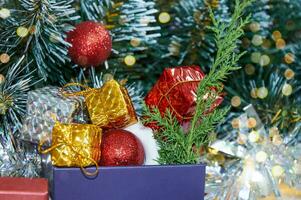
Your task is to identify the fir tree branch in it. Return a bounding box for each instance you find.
[0,0,79,82]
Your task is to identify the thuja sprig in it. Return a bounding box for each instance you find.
[143,0,254,164]
[143,105,199,164]
[188,0,254,147]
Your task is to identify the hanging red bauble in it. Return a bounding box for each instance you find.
[100,129,145,166]
[66,21,112,67]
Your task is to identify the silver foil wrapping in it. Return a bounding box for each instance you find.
[21,86,88,146]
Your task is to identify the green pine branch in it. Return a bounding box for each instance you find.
[0,0,79,83]
[143,0,254,165]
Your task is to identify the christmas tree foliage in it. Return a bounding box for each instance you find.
[146,0,228,78]
[223,0,301,135]
[0,0,78,83]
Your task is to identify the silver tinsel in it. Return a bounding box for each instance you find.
[205,105,301,200]
[0,126,41,178]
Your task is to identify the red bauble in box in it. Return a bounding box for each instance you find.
[100,129,145,166]
[145,66,223,129]
[66,21,112,67]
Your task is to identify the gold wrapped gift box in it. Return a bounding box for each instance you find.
[84,79,137,128]
[40,122,102,170]
[62,79,137,129]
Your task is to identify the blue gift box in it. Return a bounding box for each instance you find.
[53,164,205,200]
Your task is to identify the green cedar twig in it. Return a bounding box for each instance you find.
[188,0,254,149]
[143,0,254,164]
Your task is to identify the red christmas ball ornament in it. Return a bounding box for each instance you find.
[100,129,145,166]
[66,21,112,67]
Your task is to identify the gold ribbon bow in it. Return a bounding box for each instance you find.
[61,79,137,129]
[39,121,102,177]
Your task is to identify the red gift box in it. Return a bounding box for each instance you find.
[0,177,48,200]
[145,66,223,129]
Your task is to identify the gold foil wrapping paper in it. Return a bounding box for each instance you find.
[87,79,137,128]
[40,122,102,169]
[62,79,137,129]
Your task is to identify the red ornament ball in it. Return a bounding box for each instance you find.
[66,21,112,67]
[100,129,145,166]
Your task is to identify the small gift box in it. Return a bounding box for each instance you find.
[145,66,223,128]
[53,164,206,200]
[62,79,137,129]
[0,177,48,200]
[21,86,88,145]
[39,121,102,176]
